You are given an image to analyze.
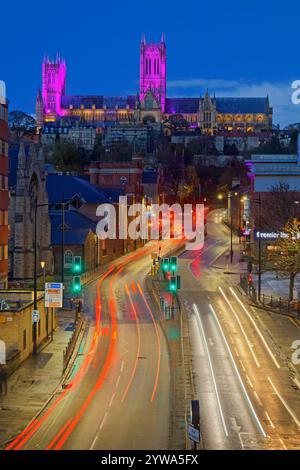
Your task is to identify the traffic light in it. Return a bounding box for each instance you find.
[73,256,82,274]
[170,256,177,272]
[162,258,169,272]
[72,275,81,294]
[169,276,177,293]
[177,275,181,290]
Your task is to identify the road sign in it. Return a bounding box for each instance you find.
[188,424,200,443]
[45,283,63,308]
[32,310,40,323]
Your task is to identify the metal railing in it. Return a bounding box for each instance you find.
[240,273,300,316]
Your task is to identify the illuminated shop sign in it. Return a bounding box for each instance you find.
[254,230,300,240]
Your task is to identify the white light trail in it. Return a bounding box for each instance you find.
[192,303,229,437]
[209,303,267,438]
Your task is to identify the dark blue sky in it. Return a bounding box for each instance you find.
[2,0,300,126]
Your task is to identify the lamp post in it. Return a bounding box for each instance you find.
[33,197,69,354]
[228,188,239,264]
[33,200,49,356]
[40,260,46,286]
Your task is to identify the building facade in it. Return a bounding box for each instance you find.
[41,120,97,151]
[8,142,53,284]
[0,81,9,288]
[36,37,272,134]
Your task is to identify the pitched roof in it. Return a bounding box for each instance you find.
[165,97,269,115]
[61,95,136,110]
[166,98,199,114]
[215,98,268,114]
[51,227,91,245]
[50,210,96,246]
[46,174,115,205]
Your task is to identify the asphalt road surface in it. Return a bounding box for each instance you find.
[7,239,181,450]
[179,209,300,450]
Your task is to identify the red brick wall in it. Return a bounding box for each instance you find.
[0,102,8,288]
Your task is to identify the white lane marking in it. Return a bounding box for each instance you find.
[90,412,108,450]
[209,303,267,438]
[109,392,116,408]
[246,375,253,389]
[265,411,275,429]
[229,288,281,370]
[239,360,246,372]
[116,375,121,389]
[268,376,300,428]
[279,438,288,450]
[219,287,261,368]
[234,347,240,357]
[254,391,263,407]
[120,360,125,372]
[193,304,229,438]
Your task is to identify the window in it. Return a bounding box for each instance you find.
[64,250,73,267]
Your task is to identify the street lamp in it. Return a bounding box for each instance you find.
[40,260,46,286]
[228,185,240,263]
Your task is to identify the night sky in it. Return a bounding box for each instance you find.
[2,0,300,126]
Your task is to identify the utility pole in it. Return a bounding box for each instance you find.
[258,193,262,302]
[229,192,234,263]
[61,193,65,288]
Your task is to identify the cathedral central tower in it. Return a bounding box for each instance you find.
[139,33,166,112]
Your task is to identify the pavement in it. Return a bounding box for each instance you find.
[0,309,76,446]
[177,209,300,450]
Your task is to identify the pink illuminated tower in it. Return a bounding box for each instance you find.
[42,55,66,117]
[139,33,166,112]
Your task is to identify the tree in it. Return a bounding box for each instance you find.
[268,219,300,300]
[53,141,85,171]
[252,136,287,155]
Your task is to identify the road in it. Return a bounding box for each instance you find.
[179,209,300,450]
[6,239,182,450]
[6,209,300,450]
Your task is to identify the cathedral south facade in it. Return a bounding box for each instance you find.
[36,35,273,135]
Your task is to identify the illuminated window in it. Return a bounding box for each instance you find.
[64,250,73,268]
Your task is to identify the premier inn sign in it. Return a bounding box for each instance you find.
[254,230,300,240]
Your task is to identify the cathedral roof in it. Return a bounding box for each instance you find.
[165,98,199,114]
[165,97,269,115]
[215,97,269,114]
[61,95,136,110]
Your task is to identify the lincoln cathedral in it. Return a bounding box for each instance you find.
[36,35,273,135]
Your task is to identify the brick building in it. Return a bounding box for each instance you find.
[0,81,9,288]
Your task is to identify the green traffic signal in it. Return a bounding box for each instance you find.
[169,276,177,292]
[73,256,82,274]
[72,275,81,294]
[162,258,169,271]
[170,256,177,272]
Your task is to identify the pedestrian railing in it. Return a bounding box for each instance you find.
[240,273,300,316]
[62,317,84,372]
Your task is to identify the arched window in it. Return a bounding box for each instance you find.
[64,250,73,268]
